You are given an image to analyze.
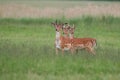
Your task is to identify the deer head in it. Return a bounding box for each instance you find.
[51,20,63,32]
[62,23,70,37]
[69,24,75,38]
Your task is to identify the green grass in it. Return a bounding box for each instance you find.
[0,17,120,80]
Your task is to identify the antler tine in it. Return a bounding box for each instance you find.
[56,20,57,24]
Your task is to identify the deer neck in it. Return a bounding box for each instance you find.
[55,31,62,49]
[56,31,61,39]
[69,34,74,39]
[63,34,69,38]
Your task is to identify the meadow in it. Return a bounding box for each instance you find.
[0,1,120,80]
[0,17,120,80]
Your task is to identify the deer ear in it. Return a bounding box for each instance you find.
[64,23,68,25]
[55,20,57,24]
[51,22,55,25]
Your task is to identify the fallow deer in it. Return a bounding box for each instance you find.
[69,24,97,55]
[51,21,72,55]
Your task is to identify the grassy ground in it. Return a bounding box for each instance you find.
[0,17,120,80]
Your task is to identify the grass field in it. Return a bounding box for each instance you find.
[0,1,120,80]
[0,17,120,80]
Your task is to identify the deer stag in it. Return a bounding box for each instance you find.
[51,21,72,55]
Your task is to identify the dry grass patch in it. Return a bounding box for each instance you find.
[0,2,120,18]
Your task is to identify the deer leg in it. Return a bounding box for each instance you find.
[71,49,74,55]
[85,47,90,53]
[86,47,95,55]
[70,47,74,54]
[91,48,96,55]
[76,49,79,54]
[89,46,96,55]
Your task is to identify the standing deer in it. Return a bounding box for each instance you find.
[51,21,72,55]
[69,24,97,55]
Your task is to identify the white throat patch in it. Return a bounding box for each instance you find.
[56,31,60,39]
[55,31,61,49]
